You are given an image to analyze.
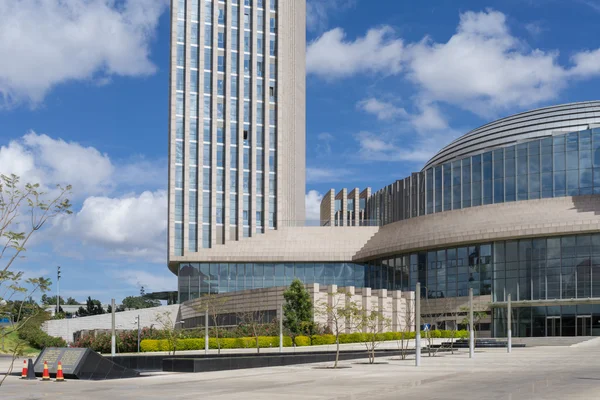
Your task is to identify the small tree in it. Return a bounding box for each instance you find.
[397,299,415,361]
[357,308,391,364]
[155,311,179,355]
[195,294,230,354]
[316,289,360,368]
[283,279,313,345]
[460,305,488,337]
[0,174,71,387]
[237,310,265,354]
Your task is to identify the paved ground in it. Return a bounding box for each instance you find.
[3,340,600,400]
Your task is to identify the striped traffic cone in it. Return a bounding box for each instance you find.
[20,360,28,379]
[55,361,65,382]
[41,361,50,381]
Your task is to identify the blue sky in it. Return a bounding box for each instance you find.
[2,0,600,303]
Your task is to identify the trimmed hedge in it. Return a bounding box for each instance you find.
[140,330,468,352]
[141,336,294,352]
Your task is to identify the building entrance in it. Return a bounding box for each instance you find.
[546,317,560,337]
[577,316,592,336]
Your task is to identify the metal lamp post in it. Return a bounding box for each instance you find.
[415,282,421,367]
[56,266,61,316]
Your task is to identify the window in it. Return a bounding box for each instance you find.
[258,12,264,31]
[231,78,238,97]
[177,44,185,67]
[218,7,225,24]
[177,20,185,43]
[270,17,276,33]
[232,6,239,27]
[269,86,275,101]
[190,72,198,92]
[244,31,251,52]
[218,56,225,72]
[204,48,212,70]
[218,32,225,49]
[176,69,185,91]
[231,55,238,74]
[190,46,198,69]
[270,38,276,56]
[191,22,199,44]
[217,79,224,96]
[231,30,238,50]
[204,72,211,93]
[205,25,212,46]
[189,93,198,117]
[244,12,250,29]
[205,1,212,23]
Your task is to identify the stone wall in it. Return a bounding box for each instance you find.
[42,304,180,343]
[180,284,415,334]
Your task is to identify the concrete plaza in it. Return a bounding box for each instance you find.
[3,340,600,400]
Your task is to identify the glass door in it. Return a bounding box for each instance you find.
[577,316,592,336]
[546,317,560,337]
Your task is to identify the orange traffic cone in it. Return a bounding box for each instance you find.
[55,361,65,382]
[20,360,28,379]
[41,361,50,381]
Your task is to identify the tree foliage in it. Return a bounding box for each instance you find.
[41,294,79,306]
[315,289,361,368]
[0,174,72,386]
[76,297,105,316]
[283,279,314,343]
[121,295,161,310]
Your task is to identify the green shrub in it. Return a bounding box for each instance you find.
[18,326,67,349]
[294,336,311,346]
[311,334,336,345]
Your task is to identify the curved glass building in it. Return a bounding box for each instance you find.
[167,3,600,338]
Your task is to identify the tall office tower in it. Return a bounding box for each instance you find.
[168,0,306,262]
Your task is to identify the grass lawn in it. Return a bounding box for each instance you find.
[0,331,40,357]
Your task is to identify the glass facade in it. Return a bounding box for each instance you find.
[171,0,279,254]
[369,128,600,226]
[178,262,370,302]
[179,233,600,338]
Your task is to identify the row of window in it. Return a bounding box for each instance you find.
[369,129,600,227]
[177,233,600,300]
[180,0,278,25]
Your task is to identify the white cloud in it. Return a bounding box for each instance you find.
[355,129,460,164]
[306,27,404,79]
[569,49,600,78]
[55,191,168,262]
[311,10,600,118]
[0,132,164,198]
[0,131,166,263]
[315,132,334,155]
[357,98,407,121]
[405,10,568,116]
[0,0,168,107]
[307,167,352,183]
[307,0,355,32]
[305,190,323,222]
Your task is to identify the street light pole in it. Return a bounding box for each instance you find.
[507,294,512,354]
[279,303,283,353]
[136,315,141,353]
[56,266,61,316]
[111,298,116,357]
[415,282,421,367]
[469,288,474,359]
